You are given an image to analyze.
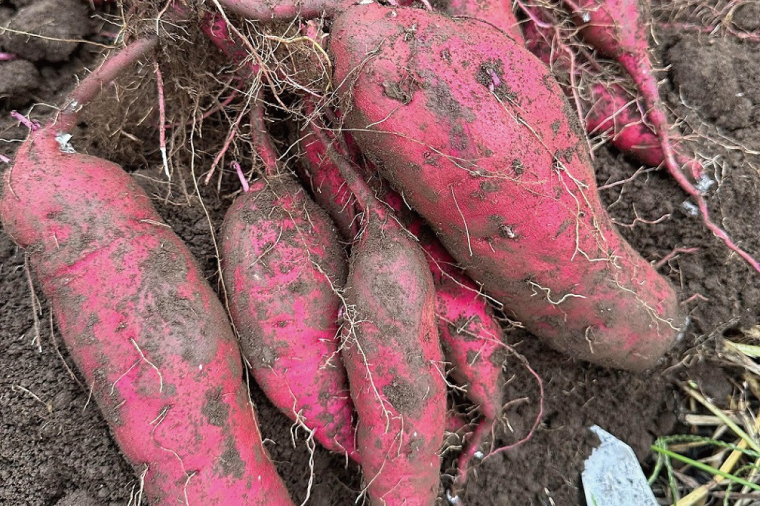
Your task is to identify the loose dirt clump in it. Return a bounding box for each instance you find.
[0,0,89,62]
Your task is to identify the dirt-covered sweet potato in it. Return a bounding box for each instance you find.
[0,126,295,506]
[220,173,359,461]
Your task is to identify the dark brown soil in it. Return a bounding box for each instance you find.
[1,2,760,505]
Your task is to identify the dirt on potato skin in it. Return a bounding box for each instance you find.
[1,3,760,506]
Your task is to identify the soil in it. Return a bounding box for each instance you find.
[1,2,760,505]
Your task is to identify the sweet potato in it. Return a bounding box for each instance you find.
[220,172,359,461]
[317,132,446,505]
[584,82,702,177]
[371,182,506,482]
[563,0,651,89]
[330,3,681,371]
[561,0,712,189]
[0,126,295,506]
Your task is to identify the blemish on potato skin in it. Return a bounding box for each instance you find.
[479,180,500,193]
[512,159,524,176]
[201,387,229,428]
[498,224,517,239]
[219,435,245,480]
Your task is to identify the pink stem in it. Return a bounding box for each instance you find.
[154,61,169,178]
[0,154,10,163]
[619,52,760,274]
[232,161,249,192]
[11,111,40,131]
[205,104,247,184]
[0,53,17,61]
[250,100,280,178]
[655,247,700,269]
[310,122,385,220]
[480,347,544,461]
[57,36,158,133]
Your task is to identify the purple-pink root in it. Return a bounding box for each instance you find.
[11,111,40,131]
[231,161,249,192]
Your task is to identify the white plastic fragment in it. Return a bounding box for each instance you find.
[55,133,76,154]
[582,426,658,506]
[682,200,699,217]
[696,174,715,193]
[445,489,462,506]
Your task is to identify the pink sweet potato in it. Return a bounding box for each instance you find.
[563,0,652,89]
[343,217,445,505]
[330,4,681,371]
[373,183,506,482]
[320,134,446,505]
[562,0,717,190]
[523,19,700,175]
[220,172,359,461]
[584,82,702,177]
[0,126,295,506]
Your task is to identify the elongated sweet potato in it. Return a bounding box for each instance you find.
[0,126,295,506]
[330,3,681,371]
[220,173,359,461]
[342,211,445,505]
[373,182,506,482]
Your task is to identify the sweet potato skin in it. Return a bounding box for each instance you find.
[220,175,359,461]
[568,0,646,62]
[330,4,680,371]
[584,82,668,167]
[0,127,295,506]
[445,0,523,41]
[341,214,446,506]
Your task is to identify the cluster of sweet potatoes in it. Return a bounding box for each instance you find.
[0,0,695,503]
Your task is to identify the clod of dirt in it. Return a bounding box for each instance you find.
[668,37,753,131]
[9,0,35,8]
[0,0,89,62]
[0,59,41,106]
[0,6,13,24]
[734,4,760,31]
[55,489,104,506]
